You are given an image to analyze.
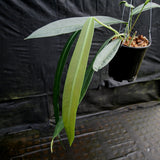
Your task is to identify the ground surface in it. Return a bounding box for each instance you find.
[1,101,160,160]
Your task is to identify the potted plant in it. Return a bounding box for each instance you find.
[108,1,151,82]
[25,0,160,152]
[108,39,151,82]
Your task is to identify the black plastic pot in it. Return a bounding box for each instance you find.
[109,44,150,82]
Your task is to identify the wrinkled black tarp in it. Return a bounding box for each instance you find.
[0,0,160,133]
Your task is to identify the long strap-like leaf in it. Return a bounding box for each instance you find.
[51,36,113,152]
[25,16,124,40]
[93,38,121,72]
[79,36,113,103]
[132,2,160,15]
[53,31,80,124]
[62,18,95,146]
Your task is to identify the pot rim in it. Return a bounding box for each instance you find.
[121,42,151,49]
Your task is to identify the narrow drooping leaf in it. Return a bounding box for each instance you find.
[133,2,160,15]
[25,16,124,39]
[79,36,113,103]
[62,18,94,146]
[53,31,80,124]
[50,117,64,153]
[93,38,121,72]
[51,37,113,149]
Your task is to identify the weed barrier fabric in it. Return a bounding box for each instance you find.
[0,0,160,133]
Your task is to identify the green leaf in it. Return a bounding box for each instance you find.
[93,38,121,72]
[25,16,124,39]
[53,31,80,124]
[133,2,160,15]
[50,117,64,153]
[51,37,113,151]
[79,36,113,103]
[62,18,94,146]
[120,1,135,9]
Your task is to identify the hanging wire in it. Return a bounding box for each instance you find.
[149,0,152,44]
[127,0,133,32]
[119,0,133,33]
[119,4,126,32]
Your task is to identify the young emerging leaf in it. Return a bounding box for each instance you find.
[25,16,125,39]
[93,38,121,72]
[132,2,160,15]
[120,1,135,9]
[62,18,95,146]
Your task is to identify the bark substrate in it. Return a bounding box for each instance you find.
[123,35,149,48]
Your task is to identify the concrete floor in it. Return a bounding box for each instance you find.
[1,101,160,160]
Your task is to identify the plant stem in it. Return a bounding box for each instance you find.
[129,9,133,34]
[124,7,133,42]
[93,17,119,35]
[129,0,150,35]
[129,31,137,46]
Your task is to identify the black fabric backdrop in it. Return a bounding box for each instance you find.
[0,0,160,134]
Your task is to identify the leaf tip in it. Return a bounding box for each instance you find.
[69,137,74,147]
[64,124,75,147]
[50,139,54,153]
[24,34,33,40]
[92,65,99,72]
[24,37,29,40]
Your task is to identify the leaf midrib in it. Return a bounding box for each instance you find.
[66,19,93,124]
